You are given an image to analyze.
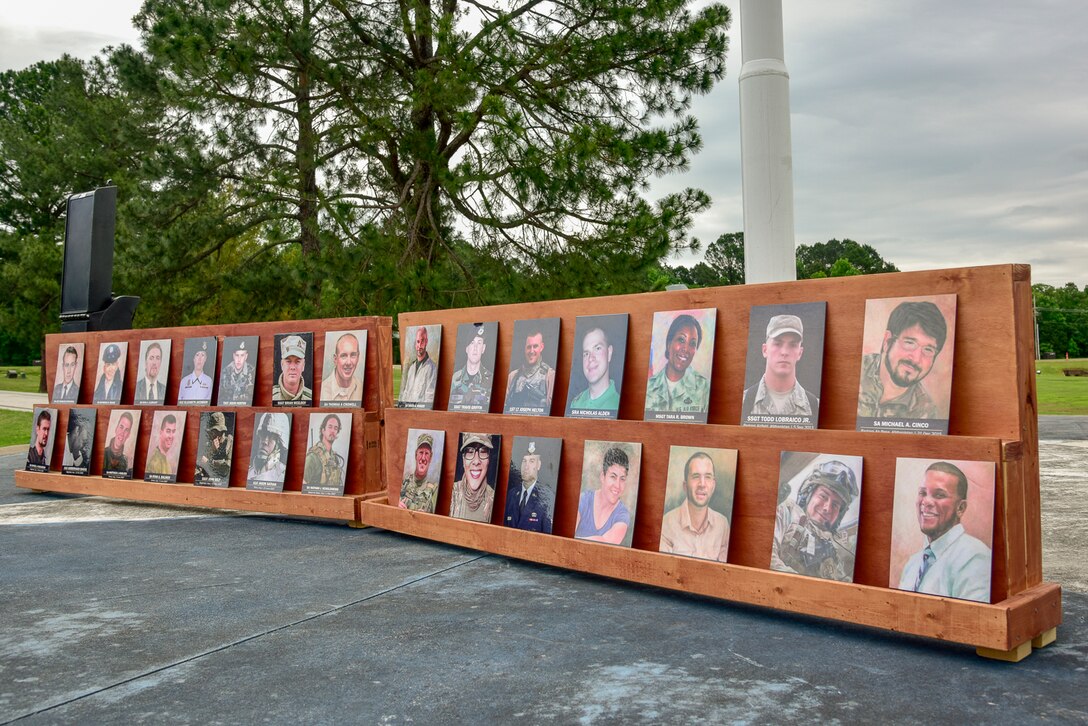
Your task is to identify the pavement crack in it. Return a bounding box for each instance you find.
[1,554,490,724]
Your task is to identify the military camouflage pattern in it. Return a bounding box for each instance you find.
[644,368,709,414]
[857,352,938,419]
[400,475,439,513]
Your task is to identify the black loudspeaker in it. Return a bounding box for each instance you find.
[59,186,138,332]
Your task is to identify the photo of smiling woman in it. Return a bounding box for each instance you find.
[449,432,502,522]
[575,440,642,548]
[644,309,716,423]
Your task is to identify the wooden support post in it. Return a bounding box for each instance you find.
[977,641,1033,663]
[1032,627,1057,649]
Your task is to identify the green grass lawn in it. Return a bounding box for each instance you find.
[0,410,33,448]
[1035,358,1088,415]
[0,365,42,394]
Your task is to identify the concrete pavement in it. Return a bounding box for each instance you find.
[0,392,47,413]
[2,433,1087,723]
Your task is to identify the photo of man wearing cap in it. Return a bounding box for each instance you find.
[741,303,827,429]
[272,332,314,406]
[400,429,444,513]
[178,337,216,405]
[93,341,128,405]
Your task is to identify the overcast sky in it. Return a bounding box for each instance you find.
[3,1,1085,286]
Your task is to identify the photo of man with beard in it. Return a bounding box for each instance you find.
[856,295,956,435]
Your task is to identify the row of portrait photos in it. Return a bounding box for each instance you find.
[49,330,368,409]
[25,407,352,497]
[397,293,958,435]
[399,429,996,603]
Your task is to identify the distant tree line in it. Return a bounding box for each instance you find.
[1033,283,1088,358]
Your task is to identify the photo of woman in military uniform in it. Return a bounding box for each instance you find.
[178,337,217,405]
[92,342,127,405]
[643,309,716,423]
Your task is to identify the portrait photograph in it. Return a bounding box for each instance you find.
[218,335,259,406]
[658,445,738,562]
[399,427,446,513]
[889,457,995,603]
[320,329,367,407]
[740,302,827,429]
[856,294,957,435]
[565,313,630,420]
[247,412,292,492]
[447,322,499,413]
[102,409,142,480]
[574,440,642,548]
[25,407,58,473]
[92,341,128,405]
[504,435,562,534]
[51,342,84,403]
[643,308,716,423]
[449,432,502,522]
[302,412,351,496]
[272,332,314,407]
[178,336,217,406]
[503,318,561,416]
[194,411,235,488]
[397,324,441,410]
[61,408,97,476]
[771,452,864,583]
[144,410,187,484]
[134,338,172,406]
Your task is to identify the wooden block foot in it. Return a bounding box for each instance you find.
[977,640,1032,662]
[1032,627,1057,649]
[347,521,370,529]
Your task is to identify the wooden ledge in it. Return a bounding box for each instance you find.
[359,497,1062,653]
[15,470,362,523]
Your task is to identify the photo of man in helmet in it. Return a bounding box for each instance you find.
[770,453,864,582]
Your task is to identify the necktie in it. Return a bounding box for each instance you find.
[913,547,935,591]
[520,489,529,511]
[150,382,157,400]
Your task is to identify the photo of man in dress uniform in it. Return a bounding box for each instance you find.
[448,322,498,412]
[659,446,737,562]
[194,411,235,487]
[272,333,314,407]
[399,429,444,513]
[52,344,83,403]
[218,336,258,406]
[503,319,560,416]
[320,330,367,407]
[103,409,141,480]
[62,408,96,475]
[302,412,350,495]
[504,436,561,534]
[644,309,716,423]
[178,337,216,405]
[145,411,185,483]
[25,407,57,473]
[857,295,956,435]
[133,339,170,406]
[247,412,292,491]
[92,342,127,405]
[398,325,440,410]
[741,303,826,429]
[771,454,863,582]
[890,458,994,603]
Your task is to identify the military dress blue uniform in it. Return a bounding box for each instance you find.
[504,481,552,534]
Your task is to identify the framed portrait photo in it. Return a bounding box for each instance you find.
[301,412,351,495]
[51,342,84,403]
[447,322,499,413]
[92,341,127,405]
[574,440,642,548]
[25,407,58,473]
[741,302,826,429]
[319,330,367,407]
[400,428,445,513]
[643,308,716,423]
[503,318,560,416]
[144,410,186,484]
[565,314,629,420]
[102,409,142,480]
[856,294,957,435]
[134,339,172,406]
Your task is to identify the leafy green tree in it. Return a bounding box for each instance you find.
[1033,282,1088,358]
[796,238,897,279]
[134,0,730,311]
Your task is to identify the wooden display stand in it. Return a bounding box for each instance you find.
[360,264,1061,660]
[16,316,392,524]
